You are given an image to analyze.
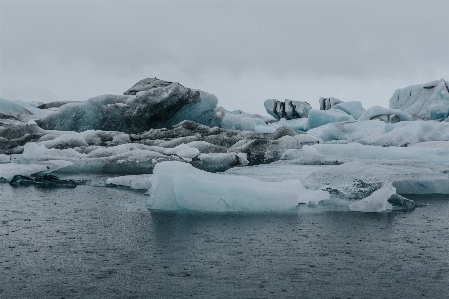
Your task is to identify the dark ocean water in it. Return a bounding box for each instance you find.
[1,184,448,299]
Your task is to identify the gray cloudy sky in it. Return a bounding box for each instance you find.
[1,0,448,115]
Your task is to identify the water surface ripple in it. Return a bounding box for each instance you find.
[1,185,448,298]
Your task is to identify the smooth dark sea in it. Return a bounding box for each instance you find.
[1,183,448,299]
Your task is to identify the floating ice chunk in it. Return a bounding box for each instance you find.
[37,160,74,174]
[306,109,355,130]
[307,119,449,147]
[185,141,226,153]
[37,130,130,149]
[349,183,394,212]
[255,125,277,133]
[22,142,47,159]
[280,149,304,160]
[37,82,221,133]
[409,141,449,148]
[311,142,449,164]
[389,78,449,120]
[0,163,48,181]
[106,174,152,190]
[280,145,322,164]
[293,134,322,145]
[163,143,189,155]
[225,163,335,183]
[319,97,343,110]
[264,99,311,120]
[58,150,178,174]
[148,161,329,212]
[18,142,82,161]
[176,147,200,159]
[0,98,31,114]
[192,152,248,172]
[0,154,10,163]
[332,101,365,120]
[221,113,256,131]
[358,106,412,123]
[86,143,156,158]
[304,160,449,195]
[301,145,322,164]
[258,118,309,133]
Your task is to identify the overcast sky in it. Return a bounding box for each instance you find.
[1,0,448,115]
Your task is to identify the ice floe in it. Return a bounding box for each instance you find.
[148,161,329,212]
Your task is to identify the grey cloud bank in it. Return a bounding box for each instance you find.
[1,1,448,115]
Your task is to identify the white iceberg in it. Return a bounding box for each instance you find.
[348,183,394,212]
[106,174,152,190]
[148,161,329,212]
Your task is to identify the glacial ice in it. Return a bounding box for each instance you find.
[0,98,31,115]
[221,113,257,131]
[332,101,366,120]
[37,80,222,133]
[310,143,449,164]
[306,109,355,130]
[0,154,10,163]
[307,119,449,147]
[389,78,449,120]
[348,183,394,212]
[304,161,449,195]
[319,97,343,110]
[176,147,200,159]
[255,118,309,133]
[148,161,329,212]
[5,77,449,213]
[281,145,322,164]
[0,163,48,181]
[192,152,248,172]
[358,106,412,123]
[106,174,152,190]
[264,99,311,120]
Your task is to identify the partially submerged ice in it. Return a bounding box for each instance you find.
[106,174,152,190]
[148,161,329,212]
